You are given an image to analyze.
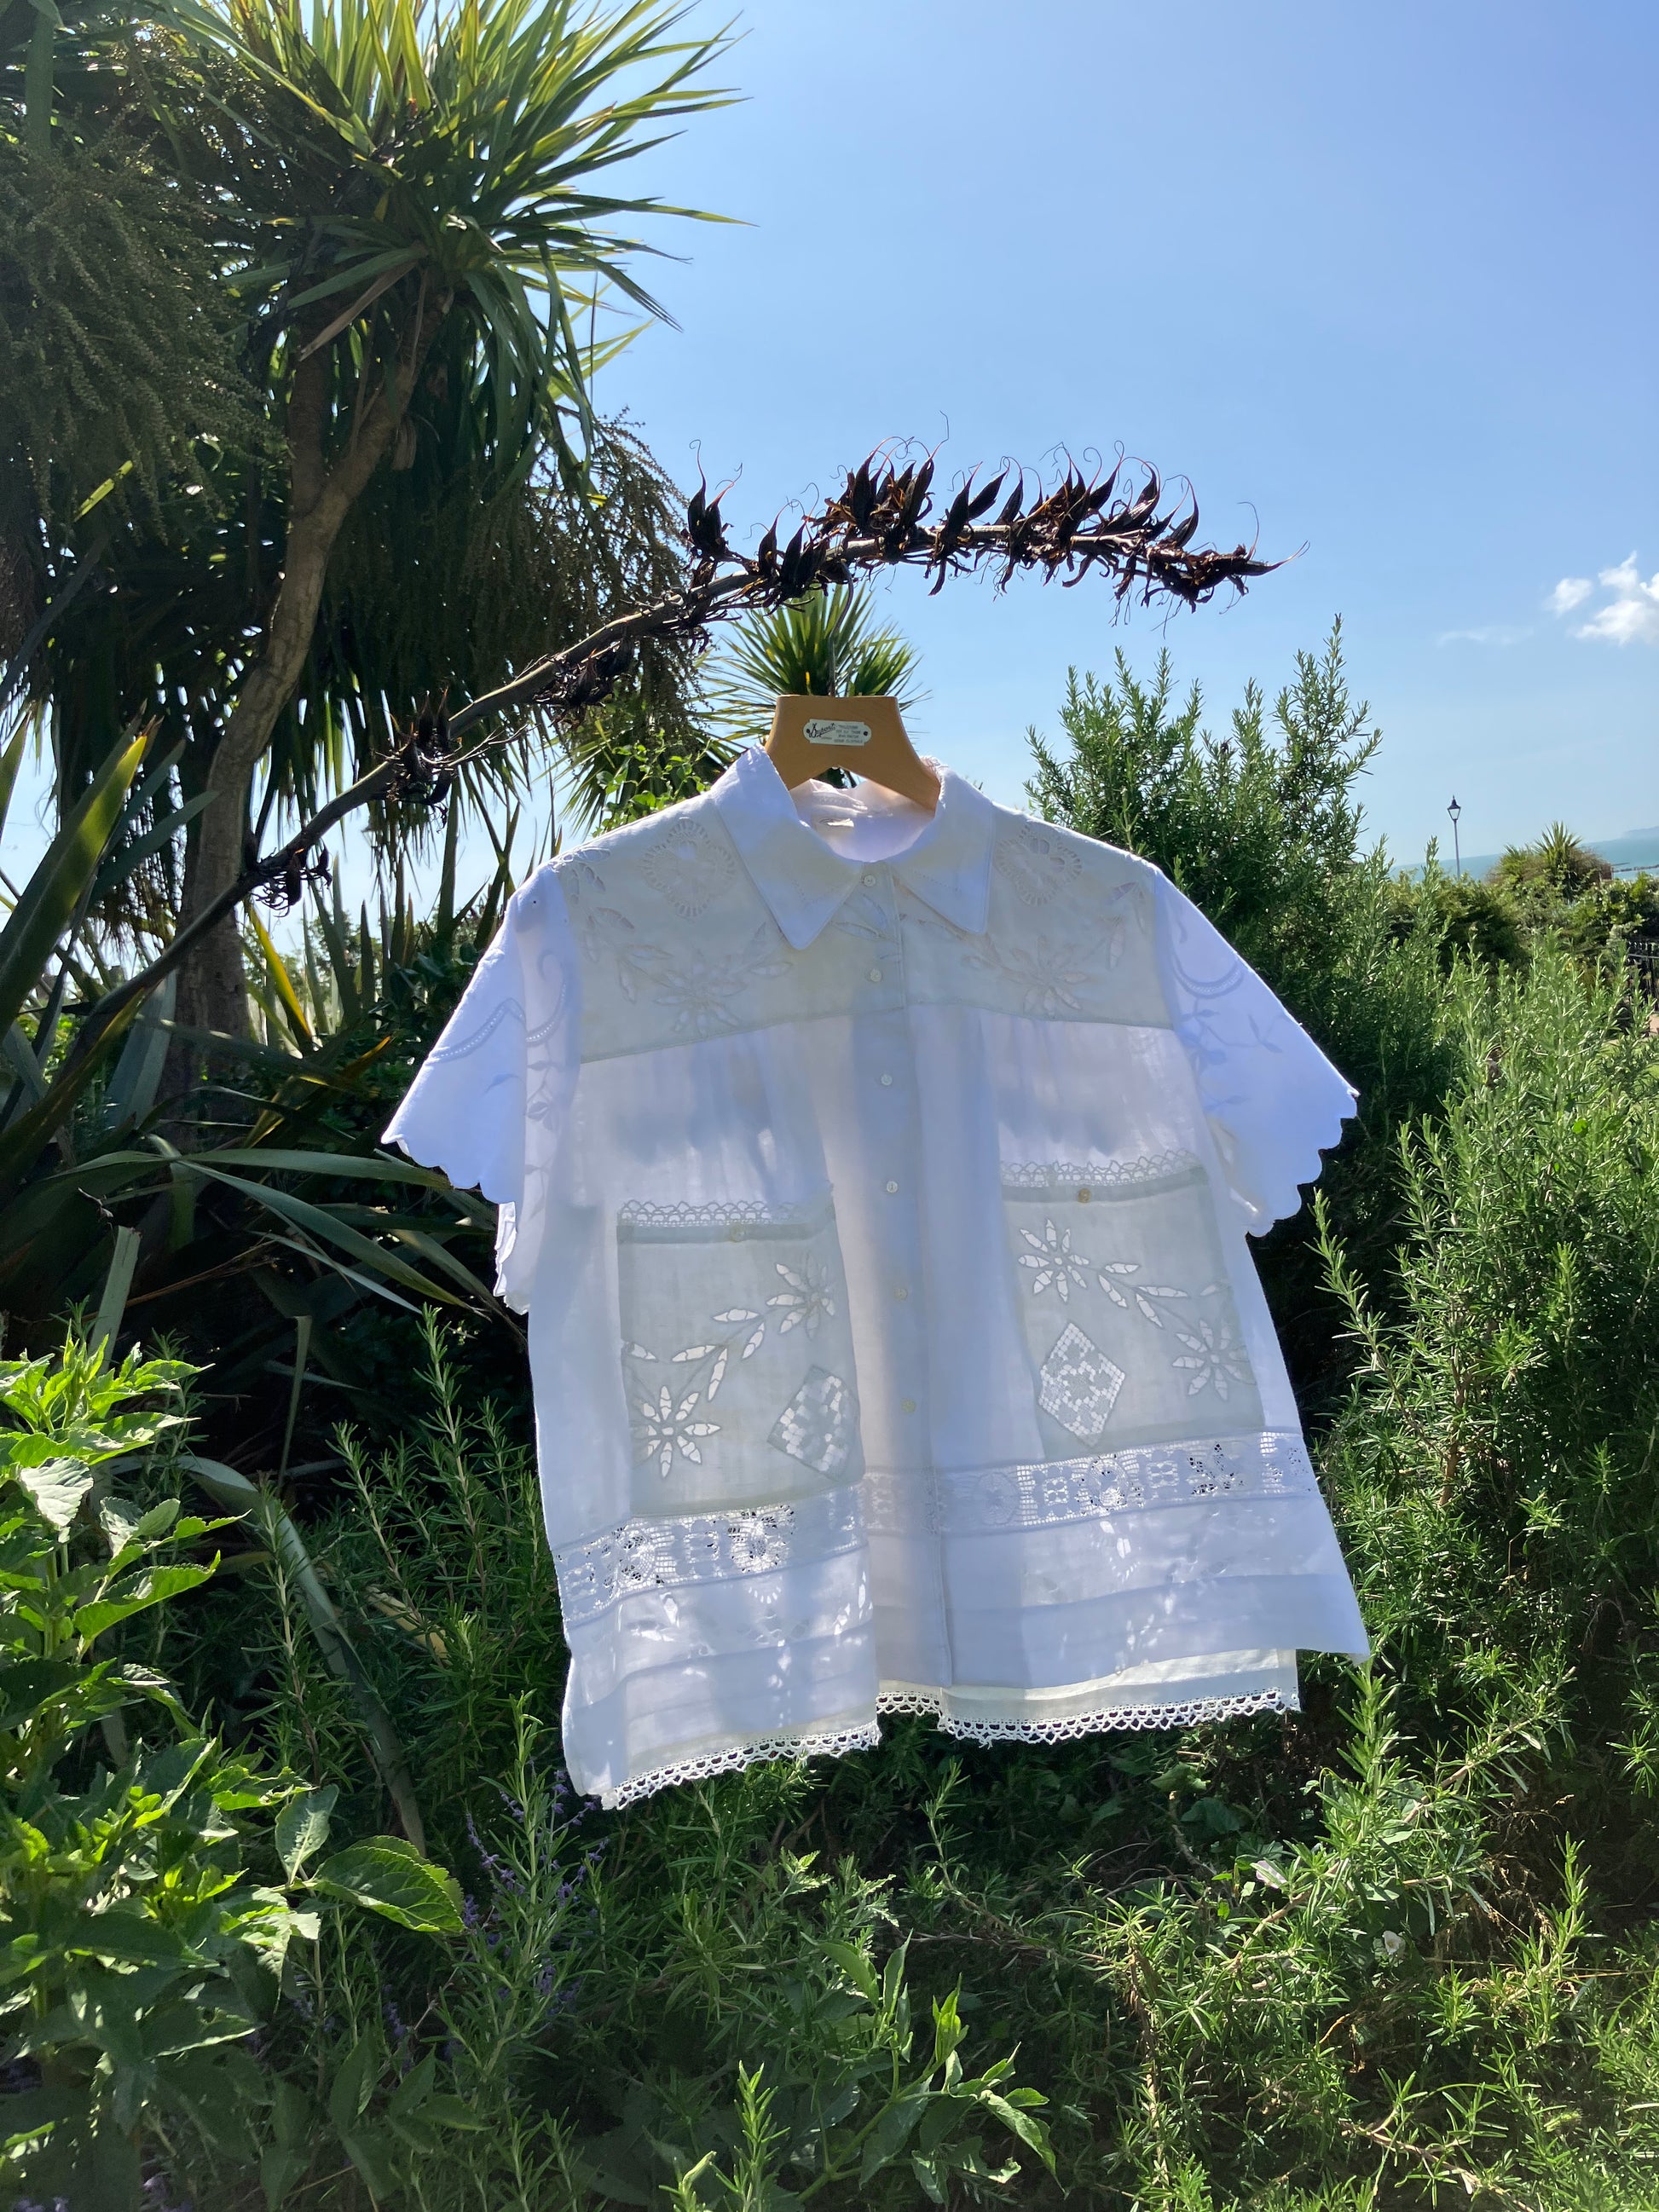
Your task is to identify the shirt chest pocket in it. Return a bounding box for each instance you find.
[1001,1157,1264,1459]
[616,1193,864,1517]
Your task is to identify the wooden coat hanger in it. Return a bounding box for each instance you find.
[764,695,940,813]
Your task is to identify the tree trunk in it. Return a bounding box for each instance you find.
[168,299,449,1057]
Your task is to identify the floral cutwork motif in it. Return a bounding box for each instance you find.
[968,921,1125,1017]
[639,817,737,918]
[631,1377,720,1479]
[993,822,1084,907]
[1018,1218,1091,1300]
[767,1255,837,1337]
[1017,1216,1188,1325]
[1095,1260,1188,1328]
[1002,1154,1200,1192]
[616,926,792,1038]
[1171,1311,1250,1400]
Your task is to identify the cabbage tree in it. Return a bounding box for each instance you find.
[4,0,731,1042]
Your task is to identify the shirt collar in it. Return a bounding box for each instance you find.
[710,744,995,950]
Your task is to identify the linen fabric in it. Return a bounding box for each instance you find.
[386,747,1370,1806]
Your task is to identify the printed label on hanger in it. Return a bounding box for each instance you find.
[803,718,871,748]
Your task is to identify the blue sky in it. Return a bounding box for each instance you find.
[602,0,1657,865]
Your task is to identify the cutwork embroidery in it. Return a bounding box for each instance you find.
[767,1255,837,1336]
[1038,1323,1126,1441]
[1095,1260,1188,1327]
[829,887,899,954]
[554,1487,864,1626]
[968,928,1117,1016]
[1018,1218,1092,1299]
[1017,1212,1188,1324]
[860,1431,1319,1537]
[631,1377,720,1478]
[770,1366,857,1476]
[1171,1311,1250,1399]
[618,1198,821,1233]
[639,817,737,917]
[616,926,793,1037]
[992,822,1084,906]
[562,856,792,1037]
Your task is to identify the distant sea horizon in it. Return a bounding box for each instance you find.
[1403,826,1659,881]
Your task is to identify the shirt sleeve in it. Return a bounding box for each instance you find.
[382,864,580,1311]
[1151,869,1356,1233]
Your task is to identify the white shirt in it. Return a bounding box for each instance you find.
[386,747,1369,1807]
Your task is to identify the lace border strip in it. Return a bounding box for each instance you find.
[598,1684,1294,1807]
[617,1193,835,1243]
[999,1151,1201,1195]
[554,1432,1321,1622]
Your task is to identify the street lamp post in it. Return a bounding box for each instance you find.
[1448,795,1463,879]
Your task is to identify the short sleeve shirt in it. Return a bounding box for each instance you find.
[386,747,1368,1806]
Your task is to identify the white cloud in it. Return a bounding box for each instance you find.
[1437,624,1531,647]
[1572,555,1659,645]
[1547,556,1659,644]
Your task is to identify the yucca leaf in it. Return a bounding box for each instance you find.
[179,1453,427,1853]
[0,729,146,1043]
[248,905,315,1048]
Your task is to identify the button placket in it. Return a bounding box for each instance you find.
[874,877,930,1452]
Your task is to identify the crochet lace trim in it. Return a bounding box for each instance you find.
[598,1684,1292,1806]
[601,1718,882,1808]
[874,1684,1292,1744]
[999,1150,1201,1193]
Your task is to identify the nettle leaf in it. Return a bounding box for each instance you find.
[817,1938,878,2001]
[314,1839,464,1934]
[65,1910,197,1970]
[858,2094,930,2183]
[0,1657,82,1730]
[73,1562,217,1645]
[276,1787,338,1884]
[99,1496,181,1553]
[976,2089,1055,2170]
[9,1458,93,1537]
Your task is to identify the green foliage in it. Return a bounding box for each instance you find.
[159,0,732,461]
[0,126,263,590]
[1026,622,1377,966]
[1385,848,1659,985]
[705,584,927,748]
[0,745,506,1415]
[155,1324,1059,2209]
[0,1336,463,2208]
[159,1279,1659,2209]
[1025,622,1455,1400]
[9,0,731,905]
[1321,946,1659,1730]
[1493,820,1614,898]
[22,627,1659,2209]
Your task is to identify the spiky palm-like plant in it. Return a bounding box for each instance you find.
[703,584,925,749]
[5,0,733,1042]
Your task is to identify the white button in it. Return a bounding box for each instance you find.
[885,1179,899,1194]
[880,1072,893,1087]
[867,967,882,983]
[900,1398,917,1415]
[893,1285,909,1301]
[862,870,879,886]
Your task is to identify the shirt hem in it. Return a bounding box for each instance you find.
[593,1680,1298,1810]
